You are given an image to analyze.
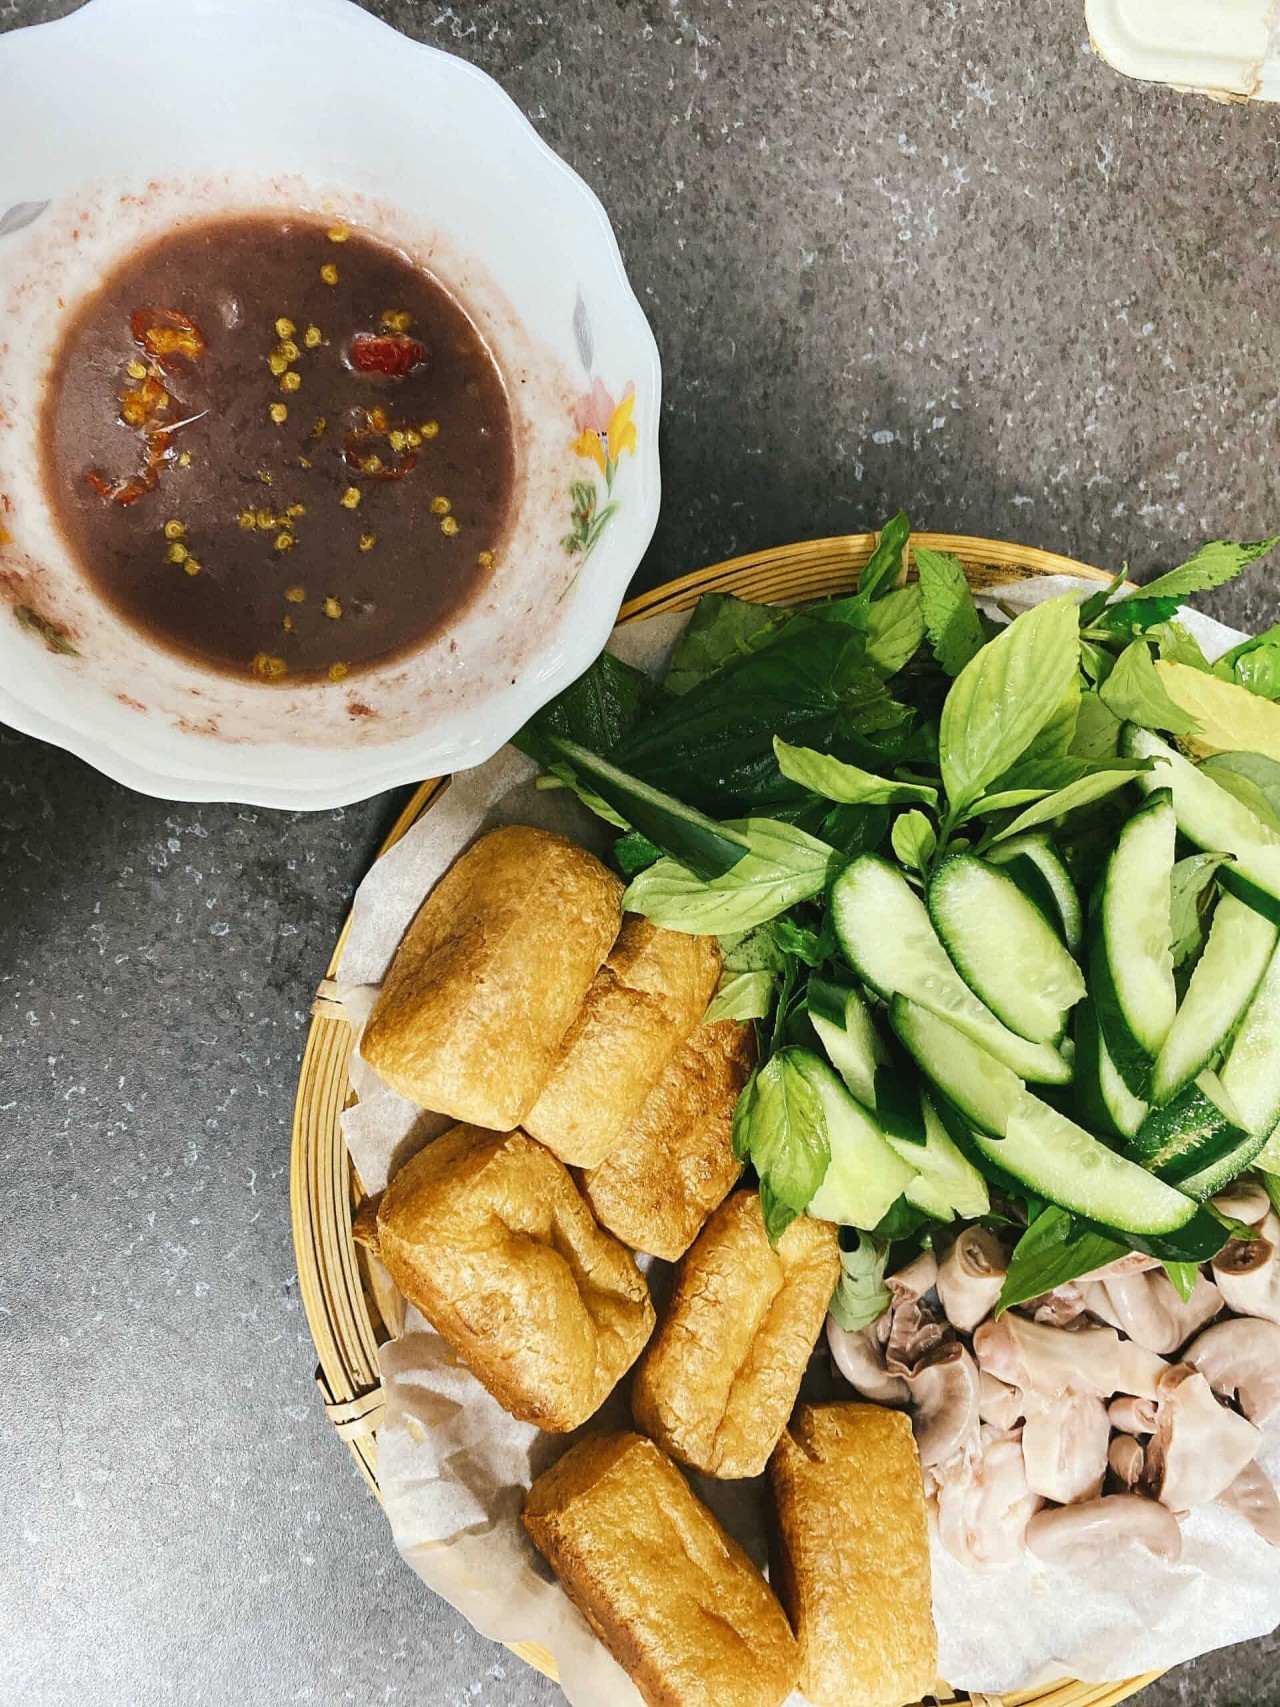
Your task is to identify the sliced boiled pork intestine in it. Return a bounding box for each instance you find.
[935,1426,1043,1568]
[1078,1268,1222,1357]
[1108,1433,1146,1492]
[825,1319,909,1405]
[974,1314,1168,1402]
[1212,1213,1280,1325]
[1217,1459,1280,1547]
[936,1227,1007,1332]
[1026,1494,1183,1566]
[907,1341,981,1472]
[978,1369,1026,1432]
[1144,1364,1262,1512]
[1021,1391,1111,1505]
[1184,1316,1280,1424]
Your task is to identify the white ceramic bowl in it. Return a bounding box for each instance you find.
[0,0,660,808]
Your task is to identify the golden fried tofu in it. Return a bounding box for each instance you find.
[770,1404,937,1707]
[523,918,721,1167]
[581,1019,755,1259]
[631,1192,841,1478]
[523,1432,799,1707]
[365,1125,653,1430]
[361,826,622,1130]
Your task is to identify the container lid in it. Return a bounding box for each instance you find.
[1086,0,1280,99]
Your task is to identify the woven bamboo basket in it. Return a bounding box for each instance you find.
[290,531,1167,1707]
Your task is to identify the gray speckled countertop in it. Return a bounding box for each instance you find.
[1,2,1278,1704]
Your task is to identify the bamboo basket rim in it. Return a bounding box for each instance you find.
[290,530,1164,1707]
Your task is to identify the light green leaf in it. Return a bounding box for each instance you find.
[892,809,937,874]
[1169,853,1231,967]
[967,787,1053,817]
[939,596,1081,814]
[998,1207,1125,1315]
[1234,644,1280,701]
[704,969,776,1024]
[1151,621,1213,672]
[1071,691,1123,760]
[916,546,985,677]
[858,510,912,600]
[773,736,938,808]
[995,676,1081,790]
[623,818,838,934]
[1201,753,1280,830]
[1163,1261,1199,1303]
[1135,538,1278,604]
[733,1051,831,1239]
[987,767,1142,843]
[828,1233,892,1331]
[864,585,925,678]
[1099,641,1199,735]
[720,924,787,974]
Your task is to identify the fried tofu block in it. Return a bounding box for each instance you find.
[523,1432,799,1707]
[631,1192,841,1478]
[581,1019,755,1259]
[368,1125,653,1430]
[523,918,721,1167]
[361,825,622,1131]
[770,1404,937,1707]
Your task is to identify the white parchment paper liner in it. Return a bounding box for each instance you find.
[329,585,1280,1700]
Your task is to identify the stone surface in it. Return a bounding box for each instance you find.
[1,2,1278,1705]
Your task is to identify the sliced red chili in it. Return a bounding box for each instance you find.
[348,333,427,377]
[87,429,172,506]
[342,424,419,482]
[131,305,206,369]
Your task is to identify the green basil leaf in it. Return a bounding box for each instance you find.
[1233,644,1280,701]
[736,1049,831,1238]
[772,914,835,968]
[759,1179,800,1242]
[916,546,985,677]
[721,923,788,974]
[1163,1260,1200,1303]
[663,592,794,696]
[545,736,751,878]
[968,787,1053,817]
[986,767,1143,844]
[1198,760,1280,835]
[939,596,1081,814]
[891,809,937,875]
[998,1206,1125,1315]
[1169,853,1231,967]
[864,584,925,678]
[1201,753,1280,828]
[828,1232,892,1331]
[704,969,777,1024]
[821,803,893,858]
[1134,537,1278,604]
[623,819,838,933]
[858,510,912,600]
[773,736,939,808]
[1071,691,1124,760]
[1150,620,1214,672]
[993,676,1082,792]
[612,829,662,879]
[1099,640,1200,735]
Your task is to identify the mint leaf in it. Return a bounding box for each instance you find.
[664,593,792,696]
[774,736,938,808]
[624,818,838,933]
[864,585,925,677]
[733,1050,831,1240]
[828,1232,892,1331]
[704,969,776,1024]
[1099,640,1199,735]
[858,510,911,600]
[916,546,984,676]
[939,595,1081,815]
[986,767,1142,844]
[998,1207,1125,1315]
[1136,537,1278,603]
[1091,596,1182,639]
[891,808,937,874]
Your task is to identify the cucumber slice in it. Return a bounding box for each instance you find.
[1128,1071,1252,1180]
[1093,791,1177,1098]
[1124,726,1280,924]
[792,1050,916,1228]
[1152,893,1277,1105]
[1075,998,1148,1139]
[831,855,1071,1085]
[897,1093,990,1222]
[988,832,1084,953]
[889,999,1195,1234]
[1221,942,1280,1137]
[808,976,884,1108]
[928,854,1086,1043]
